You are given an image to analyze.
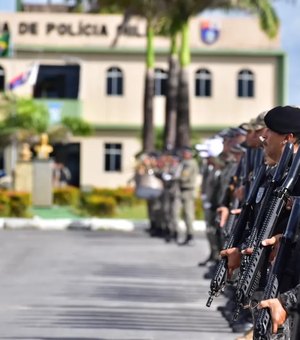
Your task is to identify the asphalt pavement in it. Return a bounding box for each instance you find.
[0,227,242,340]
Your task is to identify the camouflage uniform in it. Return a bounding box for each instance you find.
[158,153,181,241]
[176,148,199,244]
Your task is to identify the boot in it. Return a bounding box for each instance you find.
[178,234,194,246]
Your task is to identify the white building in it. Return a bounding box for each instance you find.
[0,12,285,188]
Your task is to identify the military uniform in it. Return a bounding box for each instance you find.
[201,156,224,261]
[134,152,164,237]
[175,147,199,245]
[158,152,181,241]
[236,106,300,339]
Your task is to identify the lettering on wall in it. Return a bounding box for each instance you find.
[17,21,144,37]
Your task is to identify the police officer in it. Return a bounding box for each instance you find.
[199,138,225,265]
[135,151,164,237]
[253,106,300,339]
[158,150,181,242]
[221,106,300,340]
[217,114,267,232]
[175,146,199,245]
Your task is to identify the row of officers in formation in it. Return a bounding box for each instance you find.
[134,105,300,340]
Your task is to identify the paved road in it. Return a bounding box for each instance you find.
[0,228,241,340]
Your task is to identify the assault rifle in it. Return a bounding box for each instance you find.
[223,157,245,239]
[233,145,300,320]
[224,148,264,239]
[253,197,300,340]
[243,147,256,197]
[238,143,294,283]
[206,162,266,307]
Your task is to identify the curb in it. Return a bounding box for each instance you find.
[0,217,206,232]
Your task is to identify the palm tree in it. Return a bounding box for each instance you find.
[167,0,279,148]
[67,0,279,151]
[163,31,179,151]
[157,12,181,151]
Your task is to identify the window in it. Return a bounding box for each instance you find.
[0,66,5,92]
[238,69,254,97]
[104,143,122,172]
[33,64,80,99]
[106,67,123,96]
[195,69,211,97]
[154,68,167,96]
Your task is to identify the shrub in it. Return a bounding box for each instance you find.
[92,187,138,206]
[0,190,10,217]
[114,187,138,206]
[53,186,80,206]
[7,191,31,217]
[84,195,116,217]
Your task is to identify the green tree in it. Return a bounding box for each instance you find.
[0,95,49,146]
[157,11,181,151]
[167,0,279,148]
[67,0,279,150]
[0,94,93,147]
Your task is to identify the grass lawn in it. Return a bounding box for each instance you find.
[114,201,147,220]
[31,201,148,220]
[31,205,83,219]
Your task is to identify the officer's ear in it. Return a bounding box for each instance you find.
[288,133,297,144]
[286,133,296,144]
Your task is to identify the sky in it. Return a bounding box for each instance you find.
[0,0,300,105]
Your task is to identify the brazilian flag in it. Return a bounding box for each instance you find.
[0,23,10,57]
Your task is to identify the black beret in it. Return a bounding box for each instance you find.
[264,106,300,134]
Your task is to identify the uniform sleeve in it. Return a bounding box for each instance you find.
[279,284,300,314]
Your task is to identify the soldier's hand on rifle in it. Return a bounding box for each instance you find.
[262,234,283,262]
[258,298,287,334]
[231,208,241,215]
[216,206,229,227]
[220,247,241,278]
[241,247,253,255]
[286,196,294,210]
[234,185,245,202]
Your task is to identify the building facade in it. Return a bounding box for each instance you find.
[0,12,285,188]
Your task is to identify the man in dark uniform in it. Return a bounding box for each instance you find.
[253,106,300,339]
[220,106,300,340]
[199,137,225,265]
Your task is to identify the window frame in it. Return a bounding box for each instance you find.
[106,67,123,96]
[237,69,255,98]
[154,68,167,96]
[104,143,122,172]
[195,68,212,97]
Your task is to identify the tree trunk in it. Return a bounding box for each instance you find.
[176,20,191,148]
[176,67,190,148]
[142,68,155,152]
[142,22,155,153]
[163,52,179,151]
